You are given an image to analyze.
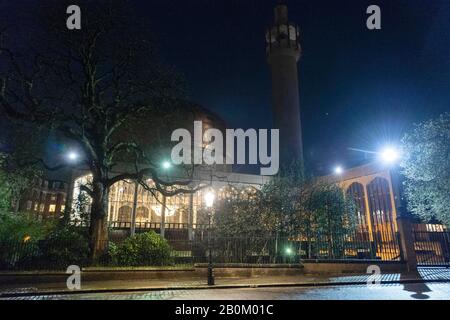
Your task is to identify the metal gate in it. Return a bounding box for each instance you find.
[412,230,450,266]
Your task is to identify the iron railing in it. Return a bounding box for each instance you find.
[0,229,403,271]
[167,231,401,264]
[413,231,450,266]
[70,220,208,231]
[0,240,90,271]
[108,221,208,230]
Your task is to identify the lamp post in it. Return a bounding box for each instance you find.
[160,160,172,238]
[204,191,215,286]
[63,150,81,223]
[130,181,139,236]
[378,146,417,270]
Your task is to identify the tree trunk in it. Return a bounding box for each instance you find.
[89,180,109,263]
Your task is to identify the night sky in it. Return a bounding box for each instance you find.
[138,0,450,174]
[2,0,450,175]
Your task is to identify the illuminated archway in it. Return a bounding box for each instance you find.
[346,182,368,232]
[118,205,132,222]
[366,177,396,236]
[136,206,149,222]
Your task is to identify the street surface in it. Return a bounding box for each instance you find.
[4,282,450,300]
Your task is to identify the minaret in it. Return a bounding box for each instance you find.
[266,3,303,167]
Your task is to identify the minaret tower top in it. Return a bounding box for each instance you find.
[266,3,301,62]
[265,3,304,167]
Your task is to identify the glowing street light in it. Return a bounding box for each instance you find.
[66,151,79,162]
[285,247,293,255]
[162,161,172,170]
[334,166,343,175]
[380,147,400,164]
[204,191,215,208]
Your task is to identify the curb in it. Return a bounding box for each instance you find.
[2,278,450,298]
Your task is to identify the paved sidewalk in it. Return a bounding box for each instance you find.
[1,267,449,298]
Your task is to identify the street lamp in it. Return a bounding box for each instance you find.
[334,165,343,175]
[66,151,79,162]
[162,160,172,170]
[285,246,294,263]
[379,146,400,164]
[378,146,406,219]
[204,191,215,208]
[204,190,215,285]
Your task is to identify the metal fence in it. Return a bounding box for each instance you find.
[0,241,90,271]
[168,231,401,265]
[108,221,209,231]
[0,230,402,271]
[413,231,450,266]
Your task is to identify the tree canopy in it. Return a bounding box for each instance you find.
[400,112,450,226]
[0,0,206,260]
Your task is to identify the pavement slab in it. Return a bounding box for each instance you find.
[1,267,449,298]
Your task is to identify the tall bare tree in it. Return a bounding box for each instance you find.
[0,1,204,260]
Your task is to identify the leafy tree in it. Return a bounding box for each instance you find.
[211,164,357,260]
[400,112,450,226]
[0,210,54,243]
[209,186,276,263]
[304,182,357,258]
[0,1,204,260]
[0,152,42,212]
[0,210,55,269]
[260,161,306,237]
[213,186,266,238]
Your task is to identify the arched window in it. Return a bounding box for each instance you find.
[366,177,395,235]
[218,185,239,201]
[150,208,160,222]
[118,205,132,222]
[136,206,149,222]
[240,186,259,200]
[346,182,367,231]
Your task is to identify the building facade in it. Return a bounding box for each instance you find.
[19,177,68,217]
[70,170,270,239]
[325,163,402,259]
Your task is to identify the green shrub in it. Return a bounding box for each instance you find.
[0,211,54,269]
[0,211,91,270]
[105,241,119,266]
[0,210,54,243]
[112,231,173,266]
[39,226,89,268]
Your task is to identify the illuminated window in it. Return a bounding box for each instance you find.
[366,177,395,234]
[426,224,444,232]
[346,182,367,231]
[136,206,149,222]
[118,206,132,222]
[49,204,56,213]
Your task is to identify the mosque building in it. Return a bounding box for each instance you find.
[20,3,442,261]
